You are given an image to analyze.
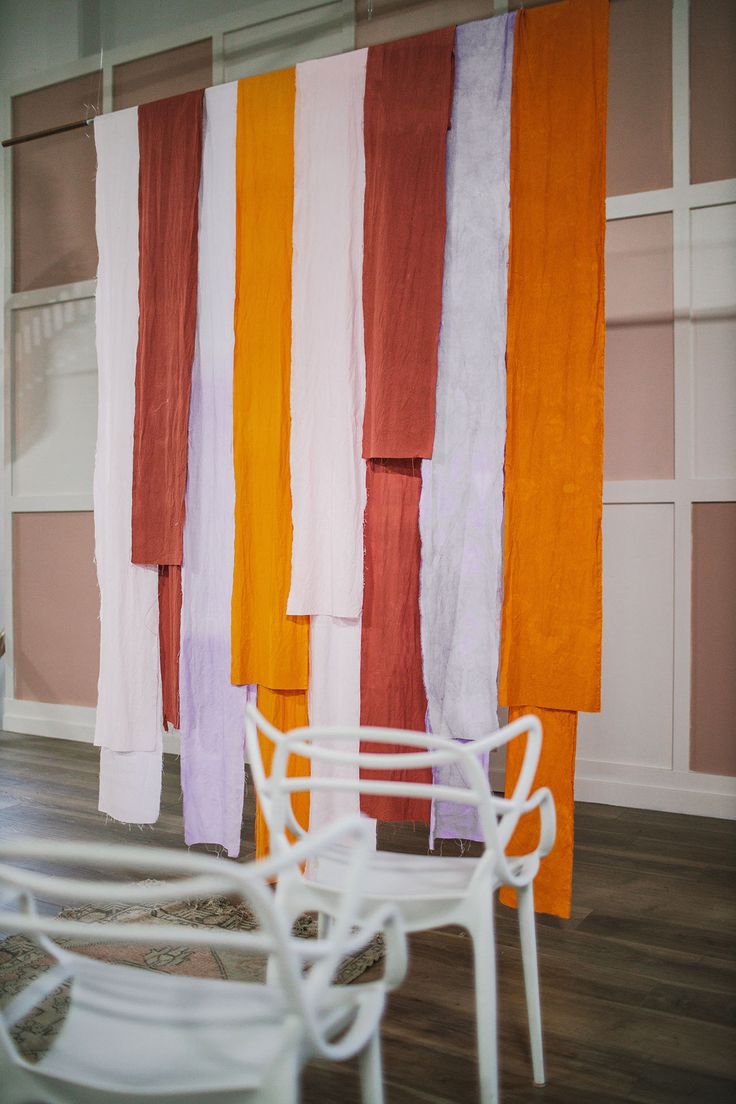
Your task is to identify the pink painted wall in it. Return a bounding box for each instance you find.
[12,71,102,292]
[604,214,674,480]
[691,503,736,777]
[607,0,672,196]
[690,0,736,184]
[13,512,100,707]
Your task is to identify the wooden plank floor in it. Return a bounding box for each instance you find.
[1,731,734,1103]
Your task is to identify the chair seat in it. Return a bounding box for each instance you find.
[307,847,487,930]
[4,953,307,1098]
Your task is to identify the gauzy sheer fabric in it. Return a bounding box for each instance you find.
[287,50,367,620]
[360,460,431,824]
[94,107,162,825]
[420,13,515,845]
[132,91,203,730]
[179,83,253,859]
[361,29,455,460]
[499,0,607,919]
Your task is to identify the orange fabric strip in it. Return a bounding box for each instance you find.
[231,70,309,691]
[500,707,577,920]
[498,0,607,919]
[254,686,310,860]
[499,0,607,714]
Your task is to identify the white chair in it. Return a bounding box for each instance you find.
[0,816,407,1104]
[245,706,556,1104]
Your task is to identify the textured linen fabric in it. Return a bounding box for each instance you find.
[360,460,431,824]
[157,565,182,730]
[179,82,253,858]
[94,107,162,824]
[499,0,608,919]
[361,28,455,460]
[308,615,378,841]
[287,51,368,619]
[501,707,578,918]
[231,69,309,691]
[499,0,606,715]
[132,90,203,730]
[255,687,310,860]
[420,13,515,844]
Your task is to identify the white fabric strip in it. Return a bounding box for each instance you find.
[419,14,516,840]
[179,82,252,858]
[94,108,162,823]
[287,49,368,619]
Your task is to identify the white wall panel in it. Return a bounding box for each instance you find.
[578,503,674,770]
[691,203,736,479]
[12,297,97,497]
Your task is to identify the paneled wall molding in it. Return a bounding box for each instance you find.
[606,178,736,221]
[603,478,736,507]
[10,494,94,512]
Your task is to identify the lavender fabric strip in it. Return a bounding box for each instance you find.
[179,82,253,857]
[420,14,515,842]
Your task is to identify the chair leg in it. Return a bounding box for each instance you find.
[517,882,545,1086]
[317,911,332,938]
[358,1030,384,1104]
[471,898,500,1104]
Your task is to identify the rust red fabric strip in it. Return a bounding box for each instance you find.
[158,565,182,730]
[360,459,431,823]
[361,29,455,461]
[132,90,203,728]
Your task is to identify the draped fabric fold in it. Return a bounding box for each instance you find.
[288,50,368,620]
[255,687,310,860]
[232,70,310,858]
[500,707,577,916]
[231,69,309,693]
[180,83,251,858]
[420,13,515,844]
[94,107,162,824]
[499,0,608,919]
[360,460,431,824]
[132,90,204,730]
[307,615,377,847]
[361,28,455,461]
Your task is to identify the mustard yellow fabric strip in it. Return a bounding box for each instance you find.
[254,687,310,860]
[232,69,309,692]
[500,0,608,918]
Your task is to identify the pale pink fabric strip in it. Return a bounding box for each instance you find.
[94,107,162,823]
[287,49,368,619]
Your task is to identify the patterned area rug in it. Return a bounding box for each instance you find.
[0,891,384,1063]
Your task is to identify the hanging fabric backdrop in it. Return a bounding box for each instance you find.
[93,0,607,919]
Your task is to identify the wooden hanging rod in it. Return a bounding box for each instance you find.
[1,117,94,149]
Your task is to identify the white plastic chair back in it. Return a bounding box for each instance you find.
[245,707,555,888]
[0,817,405,1104]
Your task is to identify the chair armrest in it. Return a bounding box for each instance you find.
[495,786,557,887]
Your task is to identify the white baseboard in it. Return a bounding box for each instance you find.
[492,757,736,820]
[4,699,735,819]
[2,698,180,755]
